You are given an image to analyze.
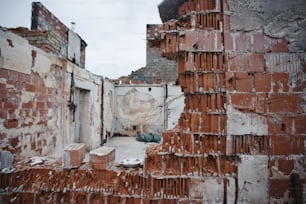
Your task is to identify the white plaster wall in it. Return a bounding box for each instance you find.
[189,177,236,203]
[114,85,165,136]
[165,83,184,130]
[103,78,116,140]
[66,63,102,151]
[237,155,269,203]
[227,105,268,136]
[0,30,62,75]
[68,30,81,66]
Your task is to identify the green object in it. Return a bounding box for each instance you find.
[136,133,161,143]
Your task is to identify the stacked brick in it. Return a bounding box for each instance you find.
[146,0,240,202]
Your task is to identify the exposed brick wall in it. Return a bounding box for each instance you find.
[0,66,66,156]
[223,0,306,202]
[31,2,86,68]
[0,0,305,203]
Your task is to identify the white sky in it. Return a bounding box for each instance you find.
[0,0,162,79]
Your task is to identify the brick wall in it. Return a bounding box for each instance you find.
[0,0,305,203]
[119,24,177,84]
[0,29,103,156]
[31,2,86,68]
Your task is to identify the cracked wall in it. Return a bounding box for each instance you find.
[0,29,103,156]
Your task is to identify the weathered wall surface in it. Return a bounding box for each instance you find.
[65,63,102,152]
[165,83,184,130]
[31,2,86,68]
[102,78,116,141]
[113,84,183,136]
[0,29,66,156]
[0,0,305,203]
[0,29,102,156]
[224,0,306,202]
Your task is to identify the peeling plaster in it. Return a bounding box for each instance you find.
[227,0,306,51]
[227,105,268,135]
[238,155,269,203]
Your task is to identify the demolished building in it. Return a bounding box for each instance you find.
[0,0,305,203]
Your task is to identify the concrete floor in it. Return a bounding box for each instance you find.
[103,136,154,163]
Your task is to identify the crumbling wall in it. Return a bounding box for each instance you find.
[0,29,102,156]
[0,29,66,156]
[0,0,305,203]
[224,0,306,202]
[31,2,86,68]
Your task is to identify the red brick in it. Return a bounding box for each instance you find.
[225,72,235,91]
[270,135,304,155]
[183,30,222,51]
[0,68,8,78]
[269,179,290,198]
[295,115,306,134]
[268,94,303,113]
[0,89,6,98]
[25,84,36,92]
[234,32,252,51]
[89,146,115,170]
[22,101,34,109]
[20,193,35,204]
[268,115,293,134]
[254,73,271,92]
[4,119,18,129]
[265,53,302,73]
[63,143,86,169]
[278,159,294,175]
[272,38,289,52]
[31,142,36,150]
[9,137,19,147]
[224,32,233,51]
[253,32,264,52]
[18,72,26,82]
[272,73,289,92]
[230,93,267,113]
[0,83,5,89]
[235,72,253,92]
[226,53,264,72]
[36,101,46,109]
[4,100,18,109]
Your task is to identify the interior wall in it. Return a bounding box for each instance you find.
[113,84,183,136]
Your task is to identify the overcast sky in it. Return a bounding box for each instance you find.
[0,0,162,79]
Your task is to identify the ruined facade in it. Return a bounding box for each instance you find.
[0,0,305,203]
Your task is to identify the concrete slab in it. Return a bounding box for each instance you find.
[103,136,154,163]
